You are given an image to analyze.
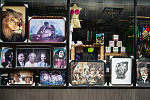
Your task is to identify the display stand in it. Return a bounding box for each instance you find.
[71,45,104,60]
[105,53,127,61]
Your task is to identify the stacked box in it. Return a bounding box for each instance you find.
[106,34,125,53]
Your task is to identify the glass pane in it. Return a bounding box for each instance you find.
[136,0,150,86]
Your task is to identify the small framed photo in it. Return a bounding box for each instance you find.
[1,5,26,42]
[113,35,119,41]
[70,60,105,86]
[16,47,51,67]
[105,47,111,53]
[111,57,132,85]
[9,71,33,85]
[29,17,66,42]
[109,41,114,47]
[116,41,122,47]
[1,47,13,68]
[121,47,126,53]
[53,47,66,68]
[40,71,65,85]
[96,33,104,45]
[137,60,150,86]
[113,47,118,53]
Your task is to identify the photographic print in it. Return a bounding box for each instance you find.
[53,47,66,68]
[9,71,33,85]
[40,71,65,85]
[137,61,150,86]
[111,57,132,85]
[29,17,65,42]
[70,61,105,86]
[16,47,50,67]
[96,33,104,45]
[2,6,26,42]
[1,47,13,68]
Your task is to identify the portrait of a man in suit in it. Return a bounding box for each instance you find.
[17,53,25,67]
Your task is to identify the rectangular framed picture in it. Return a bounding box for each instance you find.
[53,47,66,68]
[96,33,104,45]
[137,60,150,86]
[29,17,66,42]
[1,5,26,42]
[111,57,132,85]
[9,71,33,85]
[16,47,51,67]
[40,71,65,85]
[1,47,13,68]
[70,61,105,86]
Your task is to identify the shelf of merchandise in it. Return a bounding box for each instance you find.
[0,42,67,47]
[0,85,149,89]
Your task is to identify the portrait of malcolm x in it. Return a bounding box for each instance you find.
[115,62,128,79]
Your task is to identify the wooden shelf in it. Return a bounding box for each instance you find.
[71,45,104,60]
[105,53,127,60]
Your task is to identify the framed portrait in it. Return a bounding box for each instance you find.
[9,71,33,85]
[53,47,66,68]
[40,71,65,85]
[137,60,150,86]
[111,57,132,85]
[29,17,66,42]
[16,47,51,68]
[1,47,13,68]
[70,60,105,86]
[1,5,26,42]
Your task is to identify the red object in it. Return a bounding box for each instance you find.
[148,28,150,31]
[90,31,92,41]
[70,9,80,15]
[87,31,89,41]
[75,9,80,14]
[71,10,74,15]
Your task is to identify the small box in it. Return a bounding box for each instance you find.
[116,41,122,47]
[113,35,119,41]
[113,47,118,53]
[109,41,114,47]
[121,47,126,53]
[105,47,111,53]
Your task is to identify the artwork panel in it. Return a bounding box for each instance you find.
[2,6,26,42]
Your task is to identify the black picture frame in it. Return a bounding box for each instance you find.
[16,46,51,68]
[1,5,27,42]
[40,70,66,86]
[9,70,34,85]
[137,60,150,86]
[70,60,106,86]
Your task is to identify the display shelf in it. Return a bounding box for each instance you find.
[0,67,66,71]
[0,85,150,89]
[71,45,104,60]
[0,42,66,47]
[105,53,127,61]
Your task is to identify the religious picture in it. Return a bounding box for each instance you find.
[29,17,65,42]
[53,47,66,68]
